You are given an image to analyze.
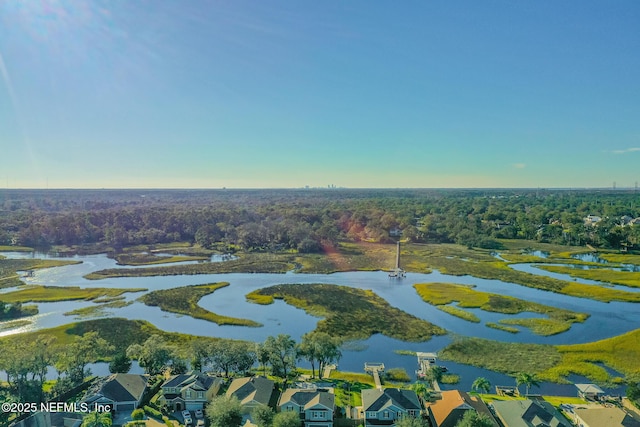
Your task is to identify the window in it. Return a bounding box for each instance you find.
[383,411,390,419]
[366,412,376,418]
[312,411,323,419]
[197,392,204,399]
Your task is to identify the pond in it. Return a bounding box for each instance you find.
[1,252,636,396]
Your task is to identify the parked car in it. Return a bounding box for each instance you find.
[184,415,193,426]
[182,410,191,419]
[196,420,205,427]
[194,409,204,419]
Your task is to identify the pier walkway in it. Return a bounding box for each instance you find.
[365,362,385,390]
[416,352,441,392]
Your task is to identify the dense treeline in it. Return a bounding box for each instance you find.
[1,188,640,252]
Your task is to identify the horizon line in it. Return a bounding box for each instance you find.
[0,187,636,191]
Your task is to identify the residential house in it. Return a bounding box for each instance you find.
[620,215,634,226]
[575,384,605,401]
[278,388,335,427]
[226,377,276,414]
[584,215,602,226]
[426,390,498,427]
[572,406,640,427]
[159,372,222,412]
[491,399,572,427]
[361,388,422,427]
[83,373,149,413]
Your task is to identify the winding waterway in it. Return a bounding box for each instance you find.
[2,251,637,396]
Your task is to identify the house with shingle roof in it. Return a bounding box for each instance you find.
[226,377,276,414]
[426,390,498,427]
[361,388,421,426]
[158,371,222,412]
[278,388,335,427]
[491,399,572,427]
[572,406,640,427]
[83,373,149,413]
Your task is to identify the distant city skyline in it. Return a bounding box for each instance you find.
[1,1,639,189]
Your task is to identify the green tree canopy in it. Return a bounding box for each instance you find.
[298,331,342,379]
[126,335,175,375]
[252,405,274,427]
[264,334,297,381]
[58,332,113,385]
[455,410,495,427]
[272,410,301,427]
[109,352,132,374]
[395,416,430,427]
[472,377,491,394]
[81,411,112,427]
[515,372,540,396]
[206,395,243,427]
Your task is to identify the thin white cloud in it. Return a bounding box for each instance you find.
[612,147,640,154]
[513,163,526,169]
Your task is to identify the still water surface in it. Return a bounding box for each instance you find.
[2,251,636,395]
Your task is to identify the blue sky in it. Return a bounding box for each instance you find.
[1,1,639,188]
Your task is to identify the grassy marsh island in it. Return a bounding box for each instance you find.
[537,264,640,288]
[294,242,399,273]
[0,258,83,288]
[440,328,640,384]
[0,285,146,303]
[246,283,446,341]
[403,243,640,303]
[139,282,261,327]
[0,318,226,360]
[114,252,209,265]
[82,241,640,302]
[84,253,295,279]
[414,282,589,335]
[63,298,132,318]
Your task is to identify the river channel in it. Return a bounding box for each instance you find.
[2,251,637,396]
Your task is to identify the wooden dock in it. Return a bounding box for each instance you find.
[416,352,441,392]
[365,362,385,390]
[388,241,405,278]
[496,385,520,397]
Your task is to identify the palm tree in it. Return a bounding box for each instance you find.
[411,381,431,403]
[515,372,540,396]
[81,411,112,427]
[472,377,491,394]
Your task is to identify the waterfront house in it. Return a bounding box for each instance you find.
[361,388,421,426]
[226,377,276,414]
[572,406,640,427]
[426,390,498,427]
[83,373,149,413]
[491,399,572,427]
[158,371,222,412]
[278,388,335,427]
